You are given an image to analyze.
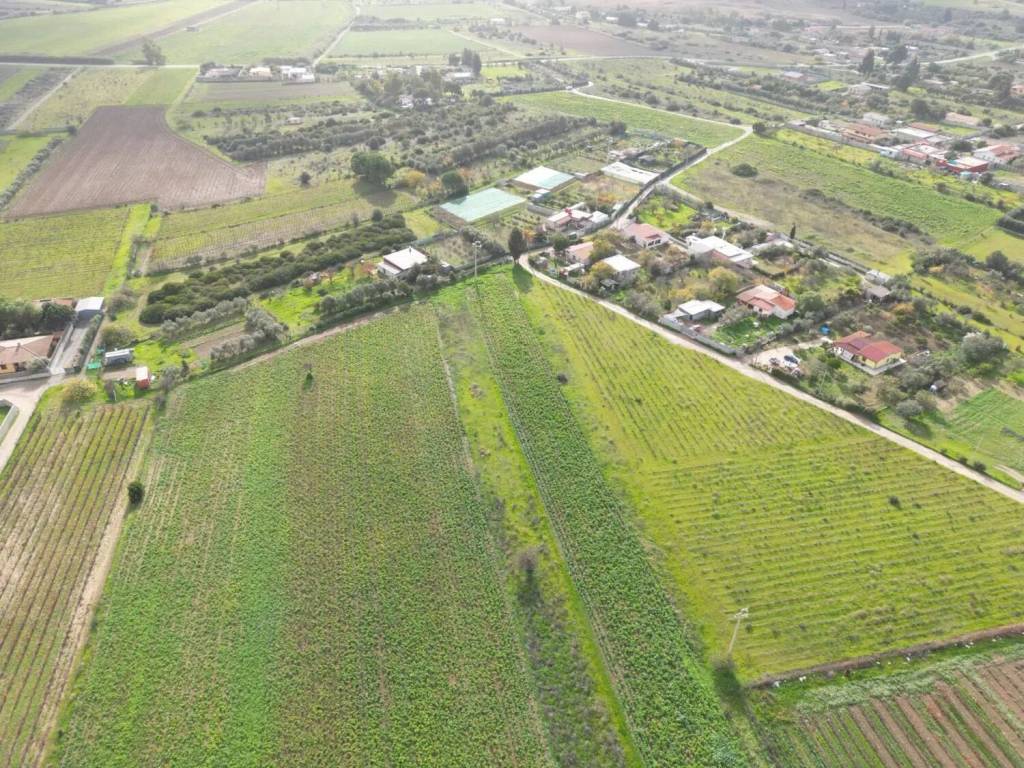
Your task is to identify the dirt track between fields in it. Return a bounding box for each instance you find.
[7,105,265,217]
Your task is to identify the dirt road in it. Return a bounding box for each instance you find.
[517,255,1023,503]
[0,375,58,474]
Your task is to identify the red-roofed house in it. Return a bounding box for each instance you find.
[832,331,903,372]
[841,122,889,143]
[622,221,669,249]
[973,144,1022,166]
[0,334,58,376]
[736,285,796,319]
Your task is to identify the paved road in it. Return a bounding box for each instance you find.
[517,255,1023,503]
[0,375,60,473]
[932,46,1021,65]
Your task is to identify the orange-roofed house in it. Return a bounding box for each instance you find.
[735,284,797,319]
[833,331,904,373]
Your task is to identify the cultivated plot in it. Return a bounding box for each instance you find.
[0,402,151,768]
[9,106,265,217]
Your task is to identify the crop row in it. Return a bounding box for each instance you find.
[0,403,149,768]
[769,659,1024,767]
[472,274,746,767]
[53,308,554,767]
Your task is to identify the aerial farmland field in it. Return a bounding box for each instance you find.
[513,91,745,148]
[119,0,354,64]
[0,401,151,768]
[0,134,51,190]
[0,0,228,56]
[331,28,495,59]
[0,206,138,300]
[517,273,1024,679]
[9,106,265,217]
[18,69,153,133]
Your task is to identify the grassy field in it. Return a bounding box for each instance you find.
[0,400,151,768]
[514,91,745,148]
[21,68,151,131]
[331,28,487,57]
[518,273,1024,679]
[0,66,41,103]
[0,206,135,300]
[124,1,353,64]
[0,134,51,190]
[0,0,225,56]
[362,2,525,19]
[125,68,196,106]
[673,134,1001,270]
[52,307,588,766]
[148,180,415,271]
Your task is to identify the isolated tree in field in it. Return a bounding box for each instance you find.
[859,49,875,75]
[507,228,527,258]
[789,223,797,239]
[351,151,394,186]
[440,170,468,198]
[141,39,165,66]
[62,378,96,405]
[127,480,145,506]
[298,171,312,187]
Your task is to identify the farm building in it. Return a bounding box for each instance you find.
[439,188,526,225]
[596,254,641,286]
[736,285,796,319]
[0,334,58,375]
[685,234,753,267]
[671,299,725,322]
[103,348,134,368]
[832,331,903,373]
[602,162,658,186]
[862,112,893,128]
[621,221,669,249]
[946,156,988,175]
[378,247,431,279]
[841,122,889,143]
[944,112,981,128]
[974,144,1022,165]
[135,366,151,389]
[512,166,576,193]
[75,296,104,321]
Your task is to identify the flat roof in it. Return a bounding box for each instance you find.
[602,162,658,186]
[514,165,575,191]
[440,188,525,223]
[381,246,429,272]
[600,254,641,273]
[75,296,104,312]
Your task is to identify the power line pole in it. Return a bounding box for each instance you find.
[727,607,749,657]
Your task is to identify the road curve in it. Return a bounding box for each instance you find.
[516,255,1024,503]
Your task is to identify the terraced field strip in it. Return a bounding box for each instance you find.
[770,657,1024,767]
[512,90,745,148]
[0,402,150,768]
[149,182,414,270]
[472,274,745,767]
[0,206,132,300]
[519,275,1024,679]
[53,308,554,766]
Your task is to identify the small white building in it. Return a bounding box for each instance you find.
[685,235,754,268]
[596,254,641,285]
[862,112,893,128]
[378,247,430,278]
[74,296,104,321]
[673,299,725,322]
[247,66,272,80]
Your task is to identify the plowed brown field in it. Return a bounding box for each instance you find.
[8,105,265,216]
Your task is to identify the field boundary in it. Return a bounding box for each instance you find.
[751,622,1024,688]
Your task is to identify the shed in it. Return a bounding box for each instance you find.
[135,366,151,389]
[103,348,134,367]
[75,296,104,320]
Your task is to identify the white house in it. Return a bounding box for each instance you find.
[596,254,641,285]
[378,247,430,278]
[685,235,754,268]
[673,299,724,322]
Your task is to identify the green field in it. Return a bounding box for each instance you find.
[0,401,151,768]
[0,206,134,300]
[0,66,42,103]
[362,2,524,19]
[673,134,1001,270]
[124,1,353,64]
[331,27,486,57]
[0,0,226,56]
[125,67,196,106]
[937,390,1024,474]
[0,134,51,190]
[513,91,746,148]
[519,273,1024,679]
[52,307,600,766]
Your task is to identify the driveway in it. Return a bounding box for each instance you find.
[517,255,1023,503]
[0,374,61,473]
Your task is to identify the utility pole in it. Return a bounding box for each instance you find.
[727,607,749,657]
[472,239,482,281]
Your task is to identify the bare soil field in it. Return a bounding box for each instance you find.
[510,24,662,56]
[8,105,265,216]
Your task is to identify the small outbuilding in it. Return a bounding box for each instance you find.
[103,348,134,368]
[378,246,431,279]
[75,296,104,321]
[674,299,725,322]
[596,254,642,285]
[135,366,151,389]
